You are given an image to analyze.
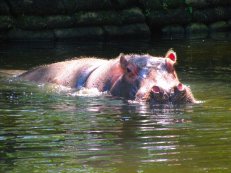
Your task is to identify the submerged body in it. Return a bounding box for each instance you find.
[19,50,197,104]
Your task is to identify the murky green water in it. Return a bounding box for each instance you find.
[0,37,231,173]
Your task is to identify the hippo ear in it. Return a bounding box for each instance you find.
[119,53,128,68]
[165,49,177,63]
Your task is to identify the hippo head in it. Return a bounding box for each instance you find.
[110,50,196,104]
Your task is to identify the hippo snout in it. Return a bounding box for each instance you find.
[148,83,195,104]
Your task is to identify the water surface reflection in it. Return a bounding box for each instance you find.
[0,38,231,172]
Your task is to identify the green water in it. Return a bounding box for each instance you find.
[0,38,231,173]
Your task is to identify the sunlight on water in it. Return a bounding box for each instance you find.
[0,38,231,173]
[70,87,109,97]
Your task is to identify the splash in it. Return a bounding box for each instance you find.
[37,83,108,97]
[70,87,109,97]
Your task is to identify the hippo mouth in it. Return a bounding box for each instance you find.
[141,83,196,104]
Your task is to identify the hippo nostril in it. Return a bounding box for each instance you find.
[152,86,160,93]
[177,83,185,91]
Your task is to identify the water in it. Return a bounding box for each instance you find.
[0,37,231,173]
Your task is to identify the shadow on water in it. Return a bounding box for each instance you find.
[0,36,231,172]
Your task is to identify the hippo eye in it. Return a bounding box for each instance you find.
[126,65,138,76]
[126,67,132,73]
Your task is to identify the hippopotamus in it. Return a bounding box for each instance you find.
[19,50,197,104]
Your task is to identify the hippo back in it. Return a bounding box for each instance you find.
[19,58,106,88]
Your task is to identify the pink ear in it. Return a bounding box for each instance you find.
[168,52,176,62]
[165,50,177,63]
